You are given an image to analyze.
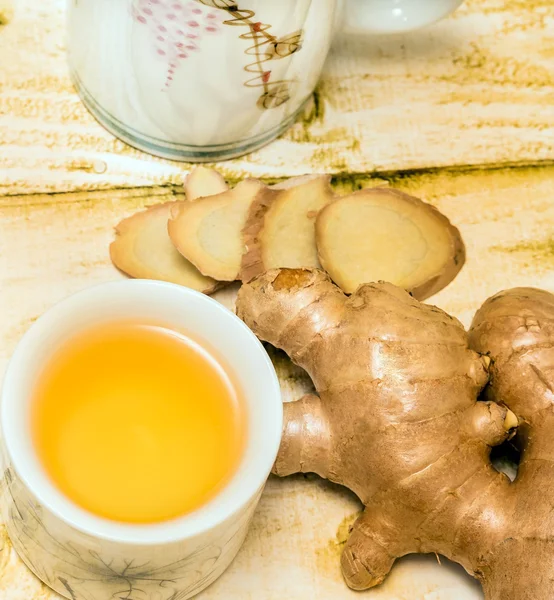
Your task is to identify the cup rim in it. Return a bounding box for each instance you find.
[1,280,283,545]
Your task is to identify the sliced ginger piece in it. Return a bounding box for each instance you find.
[184,166,228,201]
[240,176,335,282]
[168,179,267,282]
[110,203,218,293]
[271,174,324,190]
[316,188,465,299]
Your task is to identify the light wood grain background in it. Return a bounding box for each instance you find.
[1,0,553,195]
[1,0,553,598]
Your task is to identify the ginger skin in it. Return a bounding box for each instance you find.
[236,270,554,600]
[469,287,554,599]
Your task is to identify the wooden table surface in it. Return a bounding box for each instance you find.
[1,0,553,598]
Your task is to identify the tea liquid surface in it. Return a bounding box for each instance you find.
[31,321,245,524]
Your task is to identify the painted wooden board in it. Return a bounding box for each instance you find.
[0,0,553,195]
[2,165,554,599]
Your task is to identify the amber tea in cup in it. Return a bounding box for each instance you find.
[31,320,246,524]
[2,280,281,600]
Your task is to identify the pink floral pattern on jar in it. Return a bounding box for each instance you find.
[132,0,223,89]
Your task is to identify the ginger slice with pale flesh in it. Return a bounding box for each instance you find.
[184,166,228,201]
[241,175,335,282]
[271,173,324,190]
[110,203,218,293]
[316,188,465,299]
[168,179,267,282]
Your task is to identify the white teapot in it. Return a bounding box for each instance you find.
[67,0,464,161]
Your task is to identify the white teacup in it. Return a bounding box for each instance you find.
[0,280,282,600]
[67,0,464,161]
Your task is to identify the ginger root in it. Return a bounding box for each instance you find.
[468,287,554,599]
[237,270,553,600]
